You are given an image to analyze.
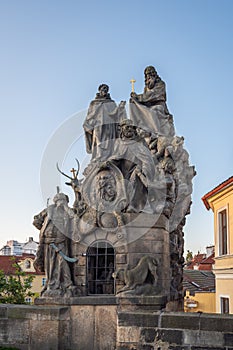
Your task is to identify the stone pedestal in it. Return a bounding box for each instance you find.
[70,213,171,300]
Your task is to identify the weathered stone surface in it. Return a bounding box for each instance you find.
[0,306,7,318]
[0,319,29,345]
[30,320,60,350]
[161,312,201,330]
[128,239,168,254]
[94,306,117,350]
[76,255,86,266]
[190,347,224,350]
[139,345,154,350]
[120,214,169,231]
[156,329,183,345]
[74,265,85,276]
[70,305,95,350]
[116,253,128,264]
[140,328,156,343]
[199,313,233,332]
[35,295,117,305]
[224,332,233,346]
[59,319,71,349]
[119,296,167,307]
[1,306,233,349]
[0,320,8,344]
[118,311,160,327]
[183,330,224,347]
[116,244,128,254]
[168,346,190,350]
[117,326,140,343]
[4,304,69,320]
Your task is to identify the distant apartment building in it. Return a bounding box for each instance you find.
[0,237,38,256]
[202,175,233,314]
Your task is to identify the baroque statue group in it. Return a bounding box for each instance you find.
[33,66,195,299]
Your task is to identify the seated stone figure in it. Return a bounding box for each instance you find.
[130,66,174,137]
[33,193,78,297]
[109,119,157,212]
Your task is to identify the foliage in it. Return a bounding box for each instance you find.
[0,258,35,304]
[186,250,193,262]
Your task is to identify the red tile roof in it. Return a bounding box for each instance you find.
[186,253,215,271]
[202,176,233,210]
[0,255,43,275]
[0,256,19,274]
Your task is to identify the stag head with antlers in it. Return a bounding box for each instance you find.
[56,158,84,207]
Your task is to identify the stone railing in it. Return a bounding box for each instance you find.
[0,303,233,349]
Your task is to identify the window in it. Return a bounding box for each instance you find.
[42,277,47,286]
[25,260,31,269]
[220,297,229,314]
[87,241,115,295]
[218,209,228,255]
[25,297,32,304]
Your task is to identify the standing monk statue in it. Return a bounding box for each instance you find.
[83,84,126,162]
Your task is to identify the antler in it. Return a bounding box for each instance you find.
[56,162,73,180]
[75,158,80,179]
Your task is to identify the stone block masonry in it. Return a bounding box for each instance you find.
[0,304,233,349]
[117,311,233,349]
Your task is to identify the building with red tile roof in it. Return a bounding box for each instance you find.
[186,246,215,271]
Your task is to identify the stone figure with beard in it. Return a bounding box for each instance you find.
[33,193,78,297]
[130,66,174,137]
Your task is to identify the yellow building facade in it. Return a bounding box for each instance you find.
[184,290,216,313]
[17,256,46,302]
[202,176,233,313]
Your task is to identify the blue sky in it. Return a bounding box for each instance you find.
[0,0,232,253]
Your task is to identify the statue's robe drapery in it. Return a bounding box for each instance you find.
[110,137,165,213]
[111,137,155,183]
[83,98,126,161]
[130,80,175,137]
[33,205,73,295]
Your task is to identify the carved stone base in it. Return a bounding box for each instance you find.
[34,295,167,311]
[72,213,170,300]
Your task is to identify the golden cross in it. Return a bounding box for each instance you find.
[70,168,77,178]
[130,78,136,92]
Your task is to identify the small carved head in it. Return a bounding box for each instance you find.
[53,193,69,207]
[120,119,138,140]
[98,84,110,98]
[144,65,158,89]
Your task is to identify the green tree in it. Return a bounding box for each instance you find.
[186,250,193,262]
[0,258,35,304]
